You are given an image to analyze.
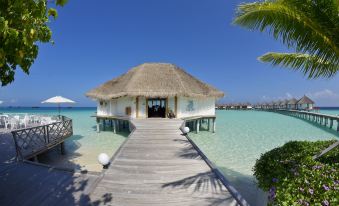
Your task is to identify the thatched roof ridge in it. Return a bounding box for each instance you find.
[280,99,289,105]
[288,98,298,105]
[297,95,315,104]
[86,63,224,100]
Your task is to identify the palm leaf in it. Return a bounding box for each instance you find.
[233,0,339,78]
[259,52,339,78]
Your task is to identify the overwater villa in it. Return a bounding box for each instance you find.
[86,63,224,119]
[255,95,315,111]
[297,95,315,110]
[86,63,224,132]
[287,98,298,110]
[221,95,315,111]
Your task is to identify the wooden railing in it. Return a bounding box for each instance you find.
[11,116,73,160]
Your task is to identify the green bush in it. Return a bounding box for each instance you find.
[253,140,338,205]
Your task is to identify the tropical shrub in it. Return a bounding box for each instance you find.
[253,140,338,205]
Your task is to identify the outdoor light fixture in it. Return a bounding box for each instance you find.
[183,127,190,135]
[98,153,110,169]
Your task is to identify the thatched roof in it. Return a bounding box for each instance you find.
[288,98,298,105]
[86,63,224,100]
[297,95,315,104]
[280,99,289,105]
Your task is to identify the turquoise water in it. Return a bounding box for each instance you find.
[1,107,338,204]
[0,107,127,172]
[189,110,339,206]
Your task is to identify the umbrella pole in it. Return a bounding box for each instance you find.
[58,103,60,116]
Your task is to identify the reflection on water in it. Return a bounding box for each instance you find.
[189,110,338,206]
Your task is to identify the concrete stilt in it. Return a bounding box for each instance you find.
[212,118,216,133]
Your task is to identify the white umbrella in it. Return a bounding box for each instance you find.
[42,96,75,114]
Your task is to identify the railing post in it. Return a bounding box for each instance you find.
[45,125,50,144]
[11,132,23,161]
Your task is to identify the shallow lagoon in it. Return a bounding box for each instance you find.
[1,107,338,204]
[189,110,339,205]
[0,107,127,172]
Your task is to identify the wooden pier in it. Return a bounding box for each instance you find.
[183,115,217,133]
[93,115,131,133]
[89,119,247,206]
[262,109,339,132]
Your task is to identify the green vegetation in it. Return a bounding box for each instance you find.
[254,140,338,205]
[234,0,339,79]
[0,0,67,86]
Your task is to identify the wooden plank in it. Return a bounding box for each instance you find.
[90,119,243,206]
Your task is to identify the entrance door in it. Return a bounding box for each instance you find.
[147,98,166,118]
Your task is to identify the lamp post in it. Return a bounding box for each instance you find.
[182,126,190,135]
[98,153,110,169]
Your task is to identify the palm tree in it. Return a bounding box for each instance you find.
[234,0,339,79]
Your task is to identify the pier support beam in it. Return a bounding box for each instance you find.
[60,142,66,155]
[330,119,333,129]
[113,120,117,133]
[337,120,339,132]
[212,118,216,133]
[96,118,100,133]
[103,119,106,131]
[196,120,200,134]
[207,119,210,131]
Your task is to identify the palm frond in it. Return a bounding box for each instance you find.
[259,52,339,79]
[233,0,339,67]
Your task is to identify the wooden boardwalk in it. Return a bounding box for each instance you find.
[0,132,98,206]
[90,119,240,206]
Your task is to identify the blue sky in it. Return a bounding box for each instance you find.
[1,0,338,107]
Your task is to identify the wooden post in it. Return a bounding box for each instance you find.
[325,118,328,126]
[207,118,210,131]
[96,118,100,133]
[103,119,106,131]
[330,119,333,129]
[60,142,65,155]
[174,96,178,118]
[113,119,117,133]
[196,119,200,134]
[33,156,39,163]
[136,97,139,118]
[212,118,216,133]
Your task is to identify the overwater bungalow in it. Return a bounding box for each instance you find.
[280,99,289,109]
[86,63,224,119]
[287,98,298,110]
[297,95,315,110]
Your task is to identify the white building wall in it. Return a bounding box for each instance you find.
[297,103,313,110]
[97,97,137,118]
[138,97,147,118]
[168,97,175,113]
[177,96,215,118]
[97,96,216,119]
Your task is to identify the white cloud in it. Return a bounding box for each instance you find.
[307,89,339,100]
[0,101,3,104]
[261,92,294,102]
